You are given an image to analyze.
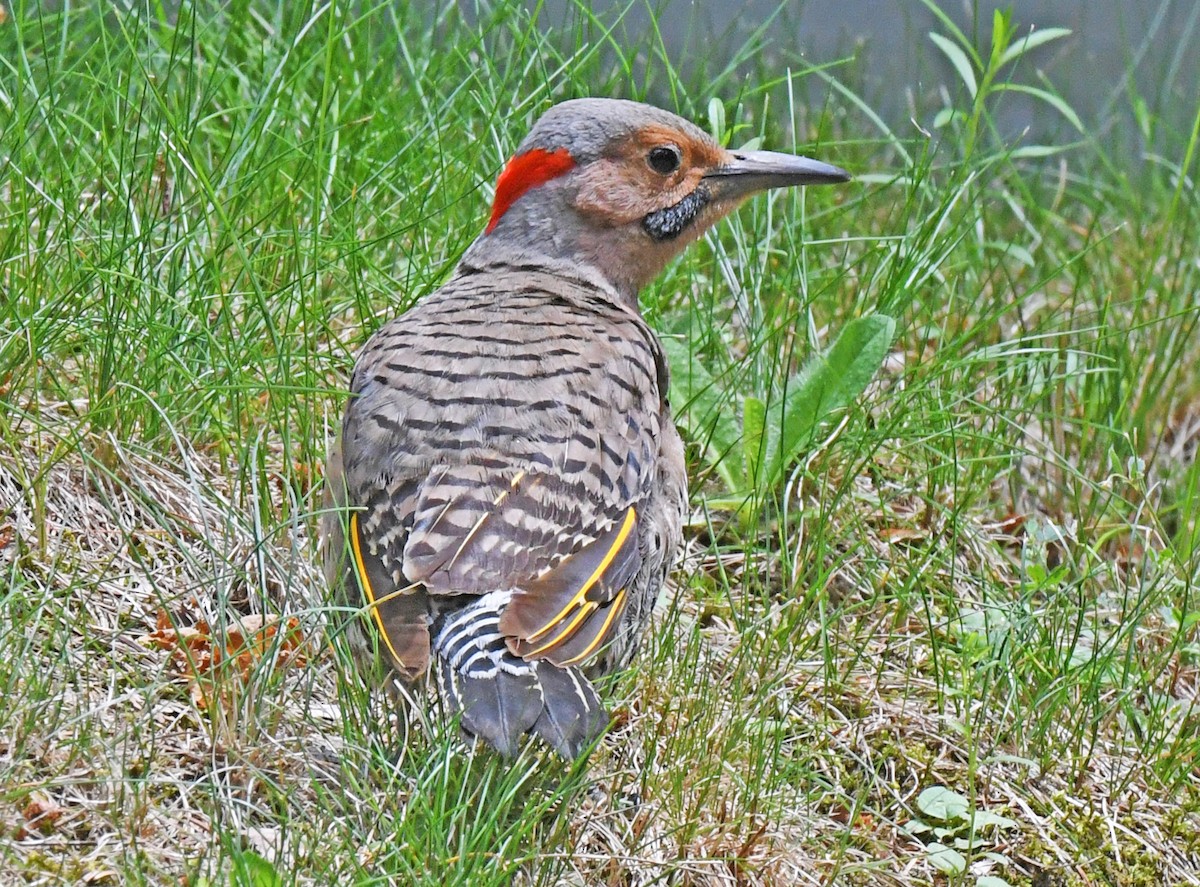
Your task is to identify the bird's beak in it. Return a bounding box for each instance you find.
[702,149,851,201]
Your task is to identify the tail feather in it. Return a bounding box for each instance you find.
[531,664,609,758]
[433,598,609,757]
[439,661,542,758]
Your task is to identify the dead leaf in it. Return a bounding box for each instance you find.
[21,790,66,836]
[881,527,927,544]
[140,610,307,710]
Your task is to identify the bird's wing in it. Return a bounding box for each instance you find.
[325,433,433,679]
[498,498,641,667]
[398,460,645,669]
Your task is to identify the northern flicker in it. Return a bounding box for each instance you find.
[323,98,849,758]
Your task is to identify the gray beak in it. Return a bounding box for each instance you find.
[702,149,851,200]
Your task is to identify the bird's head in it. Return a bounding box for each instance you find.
[465,98,850,302]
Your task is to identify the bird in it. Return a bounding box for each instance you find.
[323,97,849,758]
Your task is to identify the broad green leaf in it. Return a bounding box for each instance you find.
[231,850,283,887]
[742,395,767,490]
[917,785,971,821]
[707,96,726,142]
[991,83,1084,132]
[1179,609,1200,631]
[987,8,1015,72]
[1133,94,1153,140]
[927,842,967,875]
[973,809,1019,830]
[933,107,962,129]
[984,240,1036,267]
[917,0,977,66]
[977,877,1014,887]
[1009,143,1076,159]
[764,314,896,487]
[997,27,1072,69]
[929,32,978,98]
[661,336,744,490]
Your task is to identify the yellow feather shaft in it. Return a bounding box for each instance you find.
[525,506,637,642]
[525,600,599,658]
[559,586,628,666]
[350,512,405,668]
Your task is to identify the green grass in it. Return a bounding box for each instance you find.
[2,1,1198,885]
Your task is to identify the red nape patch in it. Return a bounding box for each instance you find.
[486,147,576,234]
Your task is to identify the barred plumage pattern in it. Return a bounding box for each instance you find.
[324,254,687,758]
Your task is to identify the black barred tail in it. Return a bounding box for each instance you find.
[433,599,608,757]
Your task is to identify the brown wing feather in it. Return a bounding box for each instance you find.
[500,506,640,665]
[323,436,431,679]
[349,512,430,678]
[405,468,560,591]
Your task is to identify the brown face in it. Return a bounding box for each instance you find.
[571,124,733,236]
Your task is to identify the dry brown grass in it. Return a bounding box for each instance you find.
[4,400,1198,885]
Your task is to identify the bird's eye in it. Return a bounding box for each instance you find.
[647,145,682,175]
